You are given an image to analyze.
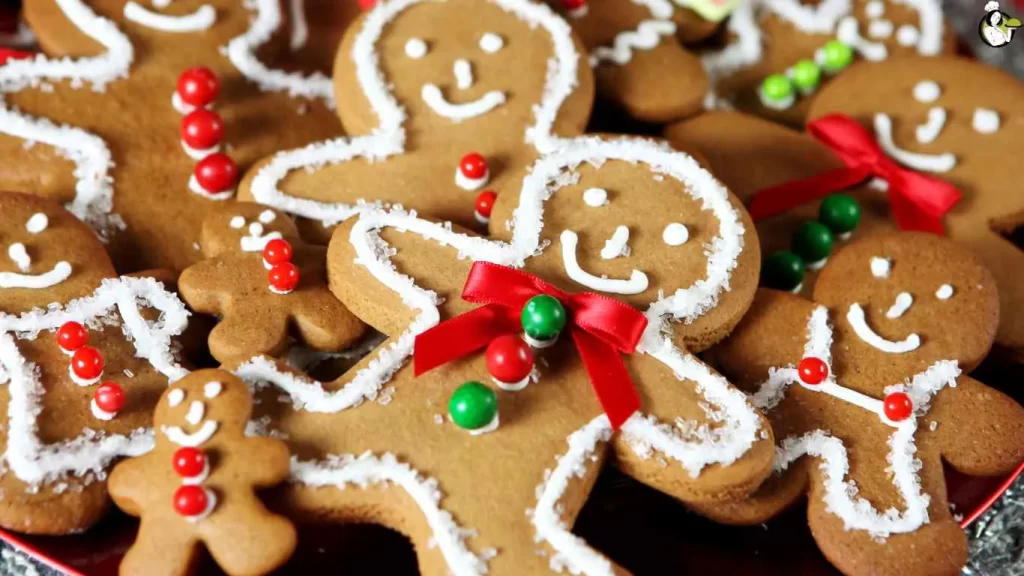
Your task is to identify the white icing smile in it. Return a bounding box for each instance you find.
[123,2,216,32]
[847,303,921,354]
[560,230,649,295]
[0,260,72,289]
[420,56,507,123]
[874,114,955,174]
[162,421,219,447]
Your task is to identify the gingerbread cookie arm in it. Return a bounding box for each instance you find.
[594,39,708,123]
[235,437,294,488]
[927,374,1024,476]
[108,455,157,517]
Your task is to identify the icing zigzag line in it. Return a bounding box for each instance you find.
[590,20,677,67]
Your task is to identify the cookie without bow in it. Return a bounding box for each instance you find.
[109,370,295,576]
[178,203,365,364]
[0,192,191,535]
[702,232,1024,576]
[0,0,340,272]
[228,135,773,575]
[807,55,1024,360]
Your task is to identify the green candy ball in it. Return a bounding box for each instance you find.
[761,74,794,102]
[448,381,498,430]
[790,60,821,92]
[763,251,806,292]
[820,40,853,73]
[818,193,862,234]
[521,295,567,342]
[792,221,835,264]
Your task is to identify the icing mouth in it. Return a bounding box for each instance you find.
[162,421,219,447]
[0,261,72,289]
[560,230,649,295]
[241,231,283,252]
[847,303,920,354]
[420,85,506,122]
[123,2,216,33]
[874,114,956,174]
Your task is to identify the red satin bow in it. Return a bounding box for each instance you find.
[748,114,961,235]
[414,262,648,430]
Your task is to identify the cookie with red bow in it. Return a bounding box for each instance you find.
[239,0,594,244]
[109,369,295,576]
[178,202,365,364]
[228,134,774,575]
[700,231,1024,576]
[0,0,340,272]
[0,192,191,535]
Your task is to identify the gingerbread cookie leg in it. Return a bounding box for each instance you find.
[120,518,201,576]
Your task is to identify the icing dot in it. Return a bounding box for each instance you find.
[168,388,185,407]
[935,284,954,300]
[865,0,885,18]
[480,33,504,53]
[204,381,222,398]
[258,210,276,224]
[662,223,689,246]
[896,24,920,47]
[868,19,893,39]
[870,256,891,278]
[25,213,48,234]
[229,216,245,229]
[248,222,264,236]
[972,108,1000,134]
[913,81,940,104]
[582,188,608,207]
[404,38,427,59]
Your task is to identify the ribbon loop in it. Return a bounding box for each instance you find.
[749,113,961,235]
[414,261,648,429]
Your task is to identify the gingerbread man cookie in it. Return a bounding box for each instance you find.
[240,0,595,243]
[804,56,1024,361]
[699,0,955,126]
[178,202,365,364]
[0,192,191,535]
[230,135,774,575]
[109,369,295,576]
[701,232,1024,576]
[0,0,340,272]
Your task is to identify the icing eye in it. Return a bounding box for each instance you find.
[25,213,48,234]
[870,256,891,279]
[662,223,689,246]
[204,381,222,398]
[229,216,245,229]
[168,388,186,407]
[582,188,608,207]
[405,38,428,59]
[480,32,504,54]
[912,80,940,104]
[258,210,276,224]
[972,108,1000,134]
[935,284,954,300]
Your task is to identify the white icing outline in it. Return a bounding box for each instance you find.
[914,107,946,144]
[0,261,73,290]
[247,0,582,225]
[874,114,955,173]
[0,277,189,485]
[162,421,218,447]
[122,2,216,33]
[562,230,648,294]
[288,0,309,52]
[590,19,676,67]
[885,292,913,319]
[749,306,960,536]
[847,303,921,353]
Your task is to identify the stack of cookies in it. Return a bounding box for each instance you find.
[0,0,1021,574]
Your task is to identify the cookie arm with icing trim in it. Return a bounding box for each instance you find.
[107,452,158,517]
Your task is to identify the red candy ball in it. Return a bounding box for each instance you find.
[268,262,300,294]
[71,346,104,381]
[173,485,209,517]
[263,238,293,267]
[357,0,376,8]
[475,190,497,219]
[56,321,88,353]
[176,67,219,108]
[93,382,124,413]
[180,109,224,150]
[172,447,207,478]
[797,357,828,386]
[562,0,587,9]
[459,153,488,180]
[194,153,238,194]
[485,334,534,384]
[883,392,913,422]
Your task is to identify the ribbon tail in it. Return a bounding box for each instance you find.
[414,305,519,376]
[749,166,873,222]
[571,328,641,430]
[889,189,947,234]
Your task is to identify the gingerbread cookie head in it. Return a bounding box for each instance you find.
[0,192,115,314]
[110,369,296,576]
[808,56,1024,357]
[180,202,366,363]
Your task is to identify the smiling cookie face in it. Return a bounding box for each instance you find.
[813,232,998,371]
[199,203,301,258]
[0,193,115,313]
[333,0,592,146]
[156,375,250,448]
